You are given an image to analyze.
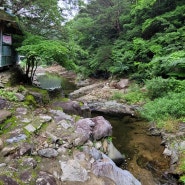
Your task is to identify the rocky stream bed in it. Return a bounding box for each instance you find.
[0,66,184,185]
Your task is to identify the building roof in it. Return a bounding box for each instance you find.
[0,8,23,35]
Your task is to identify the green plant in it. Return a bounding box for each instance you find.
[25,94,37,107]
[144,77,182,99]
[0,89,18,101]
[111,91,125,102]
[140,91,185,122]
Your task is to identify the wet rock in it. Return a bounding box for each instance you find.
[92,153,141,185]
[107,141,125,165]
[38,148,58,158]
[0,175,19,185]
[60,159,89,182]
[15,93,25,101]
[0,138,3,150]
[6,134,27,143]
[36,171,57,185]
[91,116,112,140]
[0,110,12,124]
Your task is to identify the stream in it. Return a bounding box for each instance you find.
[37,72,178,185]
[92,113,178,185]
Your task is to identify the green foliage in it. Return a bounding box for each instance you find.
[140,91,185,122]
[17,34,70,68]
[0,89,18,101]
[144,77,185,99]
[25,95,37,107]
[111,91,125,102]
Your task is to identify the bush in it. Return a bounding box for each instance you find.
[145,77,185,99]
[140,91,185,122]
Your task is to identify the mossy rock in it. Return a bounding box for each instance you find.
[25,94,37,107]
[25,87,50,106]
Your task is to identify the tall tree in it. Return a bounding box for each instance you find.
[0,0,65,39]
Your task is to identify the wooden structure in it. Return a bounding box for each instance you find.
[0,8,22,68]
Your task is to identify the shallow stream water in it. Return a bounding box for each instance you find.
[92,113,178,185]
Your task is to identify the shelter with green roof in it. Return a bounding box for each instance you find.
[0,7,23,68]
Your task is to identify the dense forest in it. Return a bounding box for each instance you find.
[1,0,185,182]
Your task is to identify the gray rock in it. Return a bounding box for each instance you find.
[0,138,3,150]
[15,93,25,101]
[88,101,135,116]
[0,175,19,185]
[49,109,73,122]
[20,170,32,183]
[163,148,172,156]
[116,79,129,89]
[38,148,58,158]
[74,118,95,145]
[179,141,185,150]
[0,98,8,109]
[16,107,28,115]
[0,110,12,124]
[19,143,33,156]
[39,114,52,123]
[36,171,57,185]
[60,159,89,182]
[6,134,27,143]
[91,116,112,140]
[52,100,83,115]
[108,141,125,165]
[24,124,36,133]
[1,146,18,156]
[69,83,104,99]
[92,153,141,185]
[22,157,37,169]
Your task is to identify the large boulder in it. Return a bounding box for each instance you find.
[74,118,95,145]
[60,159,89,182]
[91,116,112,140]
[88,101,136,116]
[92,153,141,185]
[52,100,82,115]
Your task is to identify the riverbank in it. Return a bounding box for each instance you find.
[0,65,184,184]
[0,66,141,185]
